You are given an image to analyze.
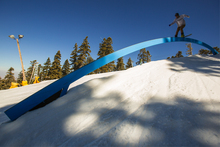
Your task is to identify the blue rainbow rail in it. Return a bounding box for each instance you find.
[5,37,218,121]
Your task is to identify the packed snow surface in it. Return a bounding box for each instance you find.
[0,54,220,146]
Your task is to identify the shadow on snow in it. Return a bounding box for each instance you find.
[0,73,220,146]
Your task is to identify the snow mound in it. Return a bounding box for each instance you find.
[0,54,220,146]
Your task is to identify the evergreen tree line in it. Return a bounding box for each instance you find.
[167,45,220,59]
[0,36,152,90]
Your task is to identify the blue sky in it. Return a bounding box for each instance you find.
[0,0,219,78]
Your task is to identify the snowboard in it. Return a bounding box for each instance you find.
[183,34,192,37]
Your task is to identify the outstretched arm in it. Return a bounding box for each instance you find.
[169,20,176,26]
[182,14,190,18]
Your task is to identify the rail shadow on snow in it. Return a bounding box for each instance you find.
[0,73,220,146]
[168,54,220,77]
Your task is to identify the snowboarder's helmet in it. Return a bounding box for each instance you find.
[175,13,179,16]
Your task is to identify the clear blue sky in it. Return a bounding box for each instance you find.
[0,0,219,78]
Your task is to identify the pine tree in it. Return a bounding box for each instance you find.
[199,46,220,55]
[136,48,151,65]
[98,38,108,73]
[75,54,84,70]
[0,77,2,89]
[17,70,23,84]
[126,58,133,69]
[37,64,43,82]
[0,77,4,90]
[186,43,193,55]
[116,57,125,71]
[75,36,91,69]
[86,56,95,75]
[43,57,52,80]
[62,59,70,77]
[50,50,62,79]
[97,37,115,73]
[85,56,94,65]
[213,47,220,53]
[26,60,37,83]
[146,50,152,62]
[97,38,108,73]
[198,49,211,55]
[98,38,107,58]
[3,67,16,89]
[106,37,116,72]
[70,43,78,71]
[198,47,220,55]
[175,51,184,58]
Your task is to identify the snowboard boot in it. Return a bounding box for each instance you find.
[181,33,185,37]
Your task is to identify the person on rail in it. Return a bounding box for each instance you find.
[169,13,190,37]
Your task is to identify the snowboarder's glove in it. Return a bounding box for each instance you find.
[169,24,171,26]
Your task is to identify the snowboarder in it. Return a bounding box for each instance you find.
[169,13,190,37]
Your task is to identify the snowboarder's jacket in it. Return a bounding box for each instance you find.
[170,14,190,27]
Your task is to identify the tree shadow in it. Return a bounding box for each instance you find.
[168,54,220,77]
[0,75,220,146]
[86,96,220,146]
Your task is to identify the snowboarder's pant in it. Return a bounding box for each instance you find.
[175,24,185,37]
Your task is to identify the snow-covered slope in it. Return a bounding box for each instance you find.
[0,54,220,146]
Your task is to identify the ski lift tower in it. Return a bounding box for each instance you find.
[8,35,28,86]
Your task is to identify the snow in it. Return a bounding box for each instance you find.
[0,54,220,146]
